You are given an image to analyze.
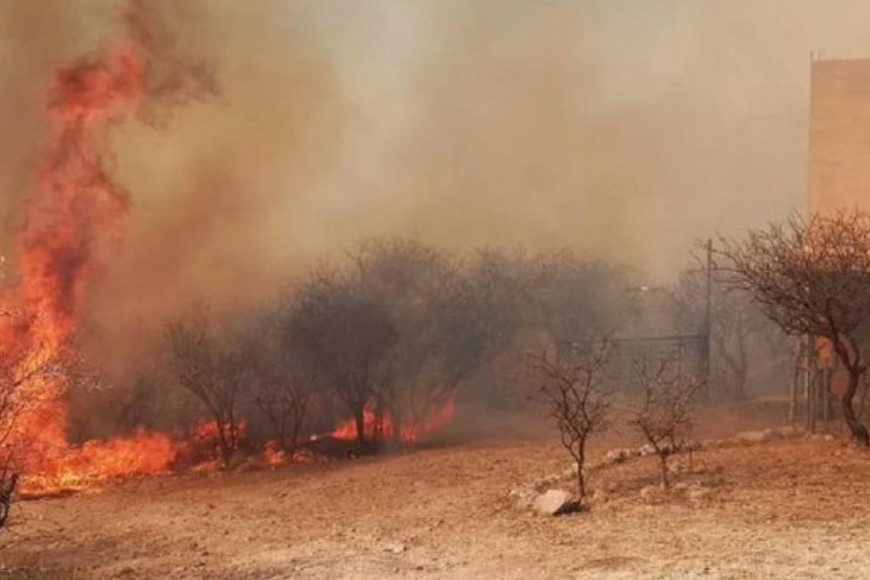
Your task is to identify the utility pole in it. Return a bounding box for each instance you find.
[704,238,713,399]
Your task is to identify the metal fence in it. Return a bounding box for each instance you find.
[557,334,709,392]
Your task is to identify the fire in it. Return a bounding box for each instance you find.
[188,419,246,459]
[0,2,215,495]
[21,430,177,497]
[263,440,286,468]
[330,394,456,444]
[0,1,457,498]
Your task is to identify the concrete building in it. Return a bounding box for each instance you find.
[808,59,870,212]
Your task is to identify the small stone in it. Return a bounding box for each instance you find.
[384,543,407,554]
[762,428,780,441]
[687,484,711,501]
[734,430,771,445]
[638,444,656,457]
[639,485,664,503]
[776,426,801,439]
[605,448,629,464]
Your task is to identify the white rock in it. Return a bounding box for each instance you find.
[639,444,656,457]
[532,489,577,516]
[605,448,629,464]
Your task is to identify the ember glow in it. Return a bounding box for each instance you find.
[0,2,214,496]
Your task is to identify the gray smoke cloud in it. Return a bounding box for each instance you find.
[4,0,870,369]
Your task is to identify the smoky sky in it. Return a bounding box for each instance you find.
[4,0,870,357]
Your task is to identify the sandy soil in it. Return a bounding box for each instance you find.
[3,412,870,579]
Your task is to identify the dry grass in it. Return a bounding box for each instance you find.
[2,409,870,578]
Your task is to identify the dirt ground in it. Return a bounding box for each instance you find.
[3,407,870,579]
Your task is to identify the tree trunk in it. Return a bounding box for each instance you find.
[789,342,801,428]
[659,455,670,489]
[213,413,233,467]
[821,371,831,430]
[575,459,586,500]
[842,369,869,446]
[354,408,367,445]
[217,433,232,467]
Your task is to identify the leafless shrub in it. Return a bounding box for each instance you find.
[527,338,612,502]
[285,241,539,447]
[243,317,314,455]
[284,266,397,448]
[718,210,870,445]
[0,469,17,529]
[353,239,460,440]
[164,305,245,466]
[629,358,703,489]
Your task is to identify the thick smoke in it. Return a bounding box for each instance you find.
[4,1,870,370]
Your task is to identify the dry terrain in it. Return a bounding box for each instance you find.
[3,408,870,579]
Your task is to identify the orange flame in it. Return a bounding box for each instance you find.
[0,3,213,495]
[263,440,287,468]
[330,394,456,444]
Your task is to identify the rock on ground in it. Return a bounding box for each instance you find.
[532,489,578,516]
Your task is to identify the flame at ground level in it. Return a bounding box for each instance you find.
[16,397,459,496]
[18,419,245,496]
[20,429,177,497]
[329,395,456,444]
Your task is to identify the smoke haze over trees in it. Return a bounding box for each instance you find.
[5,1,870,379]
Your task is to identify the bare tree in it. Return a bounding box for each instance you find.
[244,316,314,455]
[671,269,778,400]
[533,252,632,343]
[165,306,245,466]
[423,248,536,413]
[527,338,612,503]
[0,311,56,528]
[351,239,459,440]
[284,267,397,448]
[718,210,870,445]
[629,358,702,489]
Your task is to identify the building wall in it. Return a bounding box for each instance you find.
[808,59,870,212]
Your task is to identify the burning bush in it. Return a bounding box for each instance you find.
[164,307,246,467]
